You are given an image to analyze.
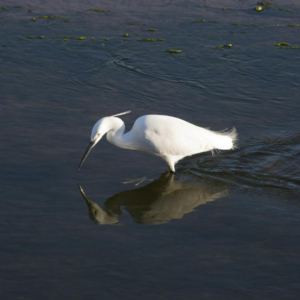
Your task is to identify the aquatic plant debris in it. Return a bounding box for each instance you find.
[280,46,299,49]
[287,24,299,27]
[216,44,232,49]
[254,6,263,12]
[37,36,45,39]
[165,49,181,53]
[31,18,36,21]
[76,37,87,40]
[274,42,290,46]
[195,20,205,23]
[64,20,72,22]
[124,33,129,37]
[88,9,110,12]
[147,29,157,31]
[26,36,34,39]
[138,38,164,42]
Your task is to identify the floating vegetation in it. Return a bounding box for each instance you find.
[124,33,129,37]
[287,24,299,27]
[64,19,72,22]
[31,18,36,21]
[64,36,71,39]
[26,36,34,39]
[257,2,272,8]
[279,8,294,13]
[0,6,5,10]
[138,38,164,42]
[91,38,96,41]
[194,20,205,23]
[216,44,232,49]
[76,37,87,40]
[39,15,64,20]
[87,9,110,12]
[28,10,34,13]
[274,42,290,46]
[240,31,247,34]
[222,8,227,11]
[105,38,110,41]
[232,23,239,26]
[37,36,45,39]
[166,49,181,53]
[280,46,299,49]
[254,6,263,12]
[147,29,157,32]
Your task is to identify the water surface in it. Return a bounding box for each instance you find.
[1,1,300,299]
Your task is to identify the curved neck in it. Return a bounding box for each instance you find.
[106,117,127,148]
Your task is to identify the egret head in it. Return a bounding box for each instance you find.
[78,110,131,170]
[78,117,107,170]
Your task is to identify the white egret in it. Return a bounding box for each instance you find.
[79,111,237,172]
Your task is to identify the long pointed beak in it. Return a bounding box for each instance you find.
[78,141,95,170]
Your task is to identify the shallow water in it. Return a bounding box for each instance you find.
[1,1,300,299]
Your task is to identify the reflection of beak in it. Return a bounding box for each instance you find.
[78,141,95,170]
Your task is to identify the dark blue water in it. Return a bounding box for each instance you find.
[1,1,300,299]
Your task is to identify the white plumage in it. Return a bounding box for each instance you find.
[79,111,237,172]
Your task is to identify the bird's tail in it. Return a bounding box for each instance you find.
[212,127,238,151]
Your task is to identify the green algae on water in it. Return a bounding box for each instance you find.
[216,44,232,49]
[279,46,299,49]
[64,20,72,22]
[254,6,263,12]
[76,37,87,40]
[0,6,5,10]
[147,29,157,32]
[26,36,34,39]
[232,23,239,26]
[64,36,71,39]
[37,36,45,39]
[31,18,36,21]
[138,38,164,42]
[88,9,110,12]
[194,20,205,23]
[165,49,181,53]
[124,33,129,37]
[287,24,299,27]
[105,38,110,41]
[28,10,34,13]
[222,8,227,11]
[275,42,290,46]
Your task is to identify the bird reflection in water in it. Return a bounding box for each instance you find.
[78,173,228,225]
